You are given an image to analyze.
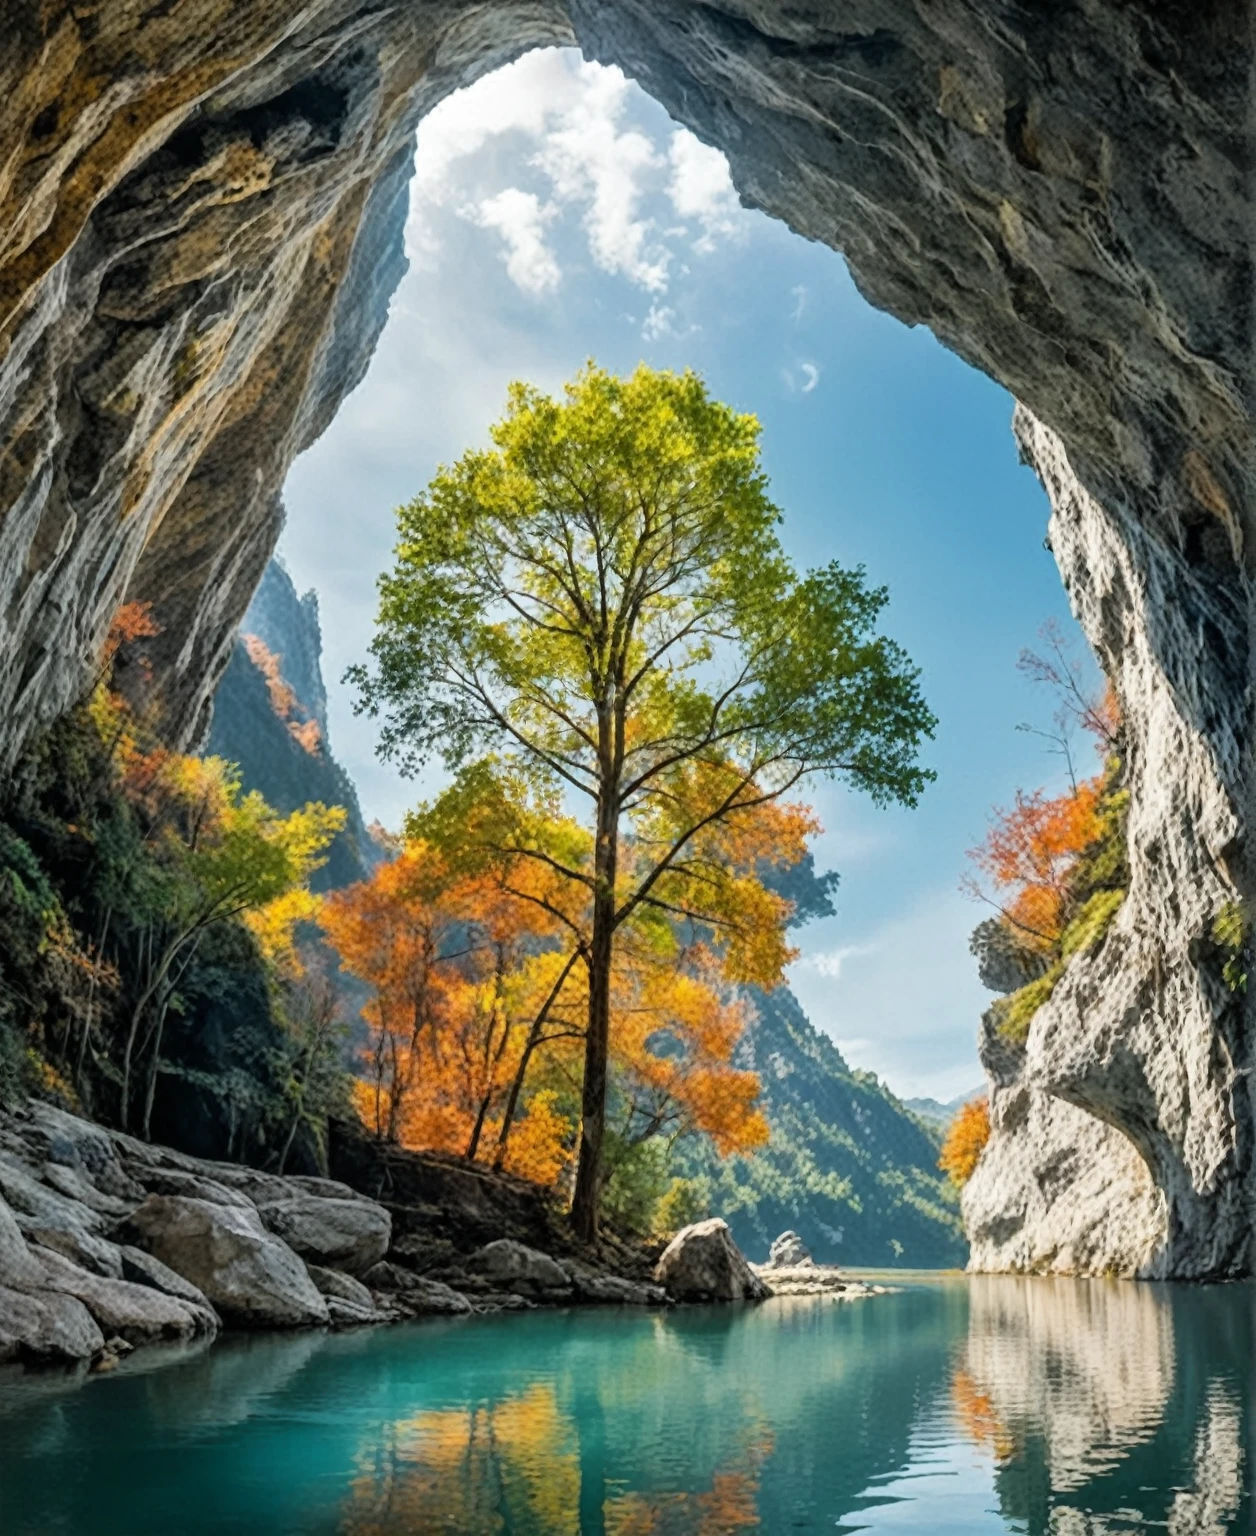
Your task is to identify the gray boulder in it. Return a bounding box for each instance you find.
[562,1262,666,1306]
[128,1166,255,1209]
[653,1218,773,1303]
[305,1263,375,1312]
[361,1262,473,1316]
[0,1193,41,1288]
[466,1239,571,1297]
[118,1245,215,1310]
[33,1247,217,1345]
[0,1284,104,1364]
[254,1194,391,1275]
[767,1231,814,1269]
[123,1195,329,1329]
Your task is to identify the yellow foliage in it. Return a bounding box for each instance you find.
[938,1097,990,1187]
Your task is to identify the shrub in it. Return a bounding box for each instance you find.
[939,1098,990,1187]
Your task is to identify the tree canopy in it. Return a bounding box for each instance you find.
[352,363,935,1235]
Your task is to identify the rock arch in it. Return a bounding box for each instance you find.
[1,2,1251,1275]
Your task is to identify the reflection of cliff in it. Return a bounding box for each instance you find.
[961,1277,1174,1494]
[956,1278,1250,1535]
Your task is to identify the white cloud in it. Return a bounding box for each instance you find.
[471,188,560,295]
[800,361,821,393]
[806,942,877,980]
[788,886,987,1102]
[412,51,574,206]
[666,129,745,252]
[642,300,675,340]
[790,284,808,323]
[408,50,747,300]
[534,63,669,291]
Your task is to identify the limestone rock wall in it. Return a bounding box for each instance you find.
[0,4,1252,1274]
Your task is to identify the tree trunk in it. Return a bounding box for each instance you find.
[493,948,580,1170]
[571,785,618,1240]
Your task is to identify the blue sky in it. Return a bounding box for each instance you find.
[279,49,1093,1102]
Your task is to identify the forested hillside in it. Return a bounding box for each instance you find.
[677,986,966,1267]
[208,561,380,892]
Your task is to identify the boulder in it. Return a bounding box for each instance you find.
[466,1239,571,1297]
[360,1263,473,1316]
[24,1223,123,1279]
[305,1263,375,1312]
[254,1194,391,1275]
[325,1296,387,1328]
[0,1284,104,1364]
[767,1231,814,1269]
[123,1195,329,1329]
[118,1245,215,1310]
[128,1166,255,1209]
[0,1193,41,1288]
[653,1219,773,1303]
[562,1263,666,1306]
[33,1247,217,1345]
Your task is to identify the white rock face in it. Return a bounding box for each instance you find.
[965,416,1251,1279]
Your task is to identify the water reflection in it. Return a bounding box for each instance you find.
[956,1278,1250,1535]
[0,1280,1250,1534]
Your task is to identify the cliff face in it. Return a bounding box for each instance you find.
[0,5,1252,1275]
[207,559,380,892]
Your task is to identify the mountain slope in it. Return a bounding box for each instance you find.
[208,560,380,892]
[678,986,966,1268]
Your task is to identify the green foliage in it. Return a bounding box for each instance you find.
[353,363,935,810]
[1060,888,1125,960]
[990,965,1064,1046]
[673,986,966,1266]
[986,759,1129,1045]
[1212,899,1248,994]
[0,693,347,1164]
[600,1135,673,1235]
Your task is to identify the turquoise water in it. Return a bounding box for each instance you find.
[0,1276,1251,1534]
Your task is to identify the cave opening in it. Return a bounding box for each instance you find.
[268,46,1095,1114]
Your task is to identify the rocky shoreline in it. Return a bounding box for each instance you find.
[0,1105,880,1376]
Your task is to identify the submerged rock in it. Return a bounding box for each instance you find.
[766,1231,813,1269]
[653,1219,772,1303]
[122,1195,329,1329]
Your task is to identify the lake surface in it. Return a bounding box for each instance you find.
[0,1275,1251,1534]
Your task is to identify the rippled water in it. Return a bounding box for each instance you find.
[0,1276,1251,1534]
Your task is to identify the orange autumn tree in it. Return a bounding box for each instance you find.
[965,624,1128,1042]
[320,840,583,1178]
[938,1096,991,1187]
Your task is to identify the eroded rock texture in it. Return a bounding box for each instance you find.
[0,4,1252,1274]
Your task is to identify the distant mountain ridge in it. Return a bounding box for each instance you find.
[903,1090,985,1131]
[678,986,967,1268]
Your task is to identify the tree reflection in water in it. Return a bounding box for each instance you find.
[338,1380,771,1536]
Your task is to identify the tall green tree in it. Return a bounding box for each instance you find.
[352,364,935,1237]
